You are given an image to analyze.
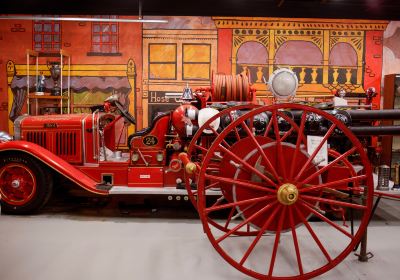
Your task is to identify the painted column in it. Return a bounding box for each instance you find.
[127,59,136,135]
[322,30,330,85]
[6,61,15,134]
[364,30,385,109]
[268,30,275,77]
[217,29,233,75]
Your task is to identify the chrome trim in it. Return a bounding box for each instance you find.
[109,186,222,196]
[92,109,99,160]
[81,114,90,164]
[83,163,100,167]
[0,131,13,142]
[13,114,29,140]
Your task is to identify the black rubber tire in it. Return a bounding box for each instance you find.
[0,152,53,215]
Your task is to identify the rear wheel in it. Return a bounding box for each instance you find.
[0,153,53,214]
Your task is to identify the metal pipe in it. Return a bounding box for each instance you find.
[291,109,400,120]
[347,109,400,120]
[349,125,400,135]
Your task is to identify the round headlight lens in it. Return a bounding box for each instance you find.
[268,68,298,101]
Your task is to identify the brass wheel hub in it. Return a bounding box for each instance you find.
[277,183,299,205]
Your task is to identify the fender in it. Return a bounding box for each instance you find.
[0,140,108,195]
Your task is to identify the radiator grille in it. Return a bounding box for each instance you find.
[56,131,77,156]
[23,129,82,164]
[26,131,47,147]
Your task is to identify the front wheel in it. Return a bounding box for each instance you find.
[0,153,53,214]
[197,104,373,279]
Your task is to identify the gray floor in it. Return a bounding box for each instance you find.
[0,198,400,280]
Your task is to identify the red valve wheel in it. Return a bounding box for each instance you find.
[196,103,373,279]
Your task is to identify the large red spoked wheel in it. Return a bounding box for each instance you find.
[0,152,53,214]
[196,104,373,279]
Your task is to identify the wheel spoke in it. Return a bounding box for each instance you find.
[21,182,33,194]
[290,113,307,179]
[301,194,367,210]
[280,127,295,142]
[210,196,225,208]
[294,124,337,182]
[288,206,304,275]
[294,204,332,262]
[206,167,220,172]
[224,208,236,230]
[215,201,279,244]
[272,110,288,180]
[300,147,358,185]
[192,181,219,195]
[217,145,279,188]
[205,195,274,214]
[240,121,281,184]
[299,200,353,239]
[263,115,274,137]
[228,113,241,141]
[239,205,282,265]
[299,175,367,193]
[194,144,208,153]
[246,224,251,233]
[207,124,231,149]
[205,174,276,194]
[268,206,287,277]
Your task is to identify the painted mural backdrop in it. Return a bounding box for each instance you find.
[0,16,398,135]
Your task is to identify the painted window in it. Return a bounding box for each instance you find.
[182,44,211,80]
[149,44,177,80]
[236,41,268,83]
[33,18,61,52]
[329,42,358,85]
[91,16,119,53]
[275,40,323,84]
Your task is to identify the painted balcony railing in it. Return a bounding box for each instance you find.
[237,64,361,86]
[274,64,325,85]
[236,64,269,84]
[327,66,360,85]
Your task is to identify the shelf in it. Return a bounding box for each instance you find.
[26,49,71,115]
[29,94,68,99]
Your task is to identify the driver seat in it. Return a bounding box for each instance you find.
[128,112,171,149]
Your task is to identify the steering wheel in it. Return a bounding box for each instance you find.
[114,100,136,125]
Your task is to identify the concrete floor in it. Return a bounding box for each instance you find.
[0,198,400,280]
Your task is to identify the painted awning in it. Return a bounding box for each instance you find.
[10,76,131,94]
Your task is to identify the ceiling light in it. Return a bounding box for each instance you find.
[0,15,168,23]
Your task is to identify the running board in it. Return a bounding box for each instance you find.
[109,186,222,196]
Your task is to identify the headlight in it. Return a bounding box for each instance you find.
[268,68,298,101]
[0,131,13,142]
